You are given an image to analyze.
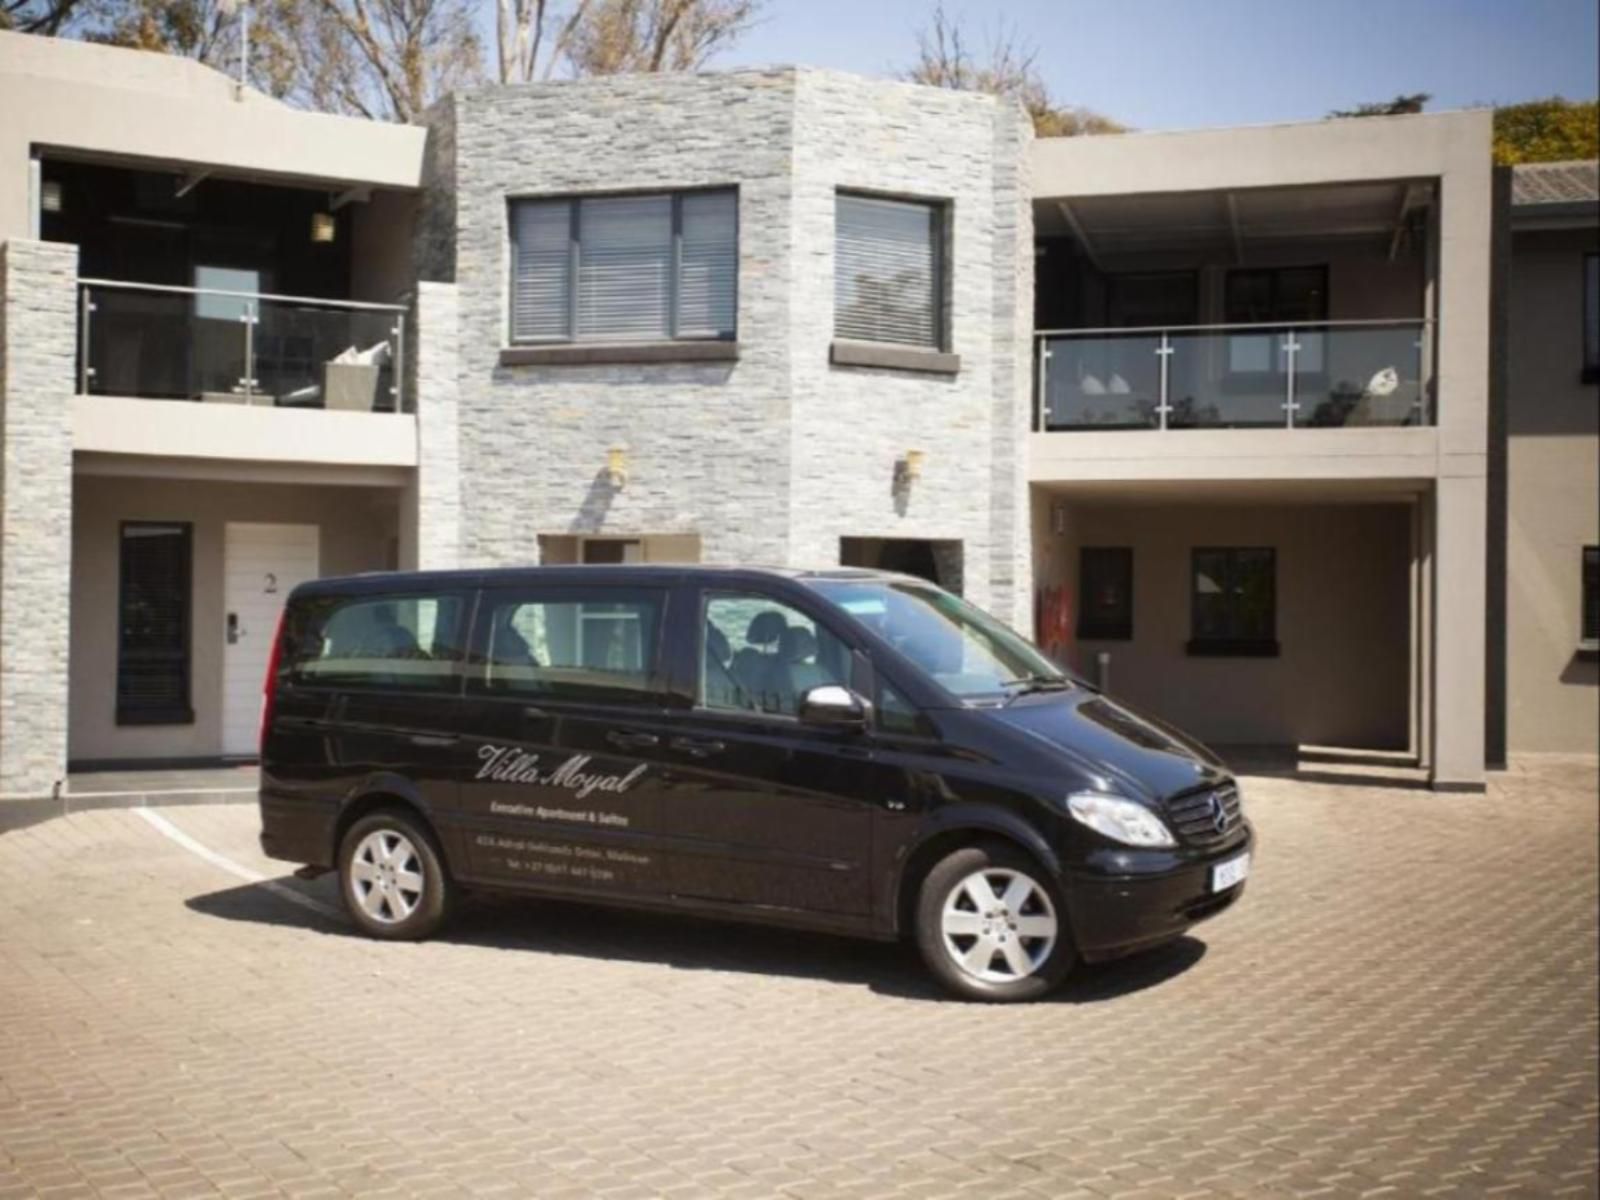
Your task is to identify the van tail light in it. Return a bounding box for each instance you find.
[259,609,288,759]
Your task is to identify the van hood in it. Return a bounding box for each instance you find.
[988,688,1229,803]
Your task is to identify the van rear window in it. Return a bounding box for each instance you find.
[285,593,466,692]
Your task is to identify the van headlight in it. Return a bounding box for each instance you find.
[1066,792,1177,848]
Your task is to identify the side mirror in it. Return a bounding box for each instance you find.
[798,684,871,732]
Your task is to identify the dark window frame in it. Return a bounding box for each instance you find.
[116,521,195,726]
[1076,547,1134,641]
[1222,265,1330,388]
[1188,546,1279,658]
[1583,253,1598,384]
[832,188,952,352]
[506,186,740,347]
[1582,546,1599,647]
[1106,270,1200,329]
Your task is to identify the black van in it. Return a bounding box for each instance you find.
[259,566,1251,1002]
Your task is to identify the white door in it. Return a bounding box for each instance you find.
[222,522,320,756]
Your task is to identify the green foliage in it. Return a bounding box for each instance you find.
[1329,93,1431,118]
[1493,97,1600,165]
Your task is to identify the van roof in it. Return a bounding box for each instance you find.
[290,564,922,596]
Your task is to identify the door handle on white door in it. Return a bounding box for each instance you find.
[226,612,244,644]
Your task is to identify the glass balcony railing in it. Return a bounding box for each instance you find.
[78,280,409,413]
[1036,320,1432,432]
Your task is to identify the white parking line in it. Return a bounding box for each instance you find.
[135,808,338,918]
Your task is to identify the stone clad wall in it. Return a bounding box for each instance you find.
[445,71,800,569]
[436,68,1034,620]
[0,239,76,799]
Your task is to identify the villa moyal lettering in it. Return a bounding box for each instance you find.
[476,745,647,799]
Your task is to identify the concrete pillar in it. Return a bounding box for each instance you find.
[0,239,76,800]
[409,281,462,571]
[1430,473,1488,789]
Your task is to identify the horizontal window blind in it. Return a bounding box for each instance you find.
[577,195,673,341]
[678,190,738,339]
[834,193,941,348]
[511,202,572,341]
[510,189,737,344]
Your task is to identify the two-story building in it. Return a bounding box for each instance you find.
[1,31,1591,814]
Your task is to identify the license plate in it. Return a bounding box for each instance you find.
[1211,852,1250,893]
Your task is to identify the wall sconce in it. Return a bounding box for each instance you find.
[310,212,337,244]
[606,445,629,490]
[40,180,63,214]
[895,449,926,490]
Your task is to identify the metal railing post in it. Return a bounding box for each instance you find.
[1036,338,1051,431]
[1156,332,1172,430]
[239,299,258,401]
[78,284,95,395]
[392,312,406,413]
[1282,330,1300,429]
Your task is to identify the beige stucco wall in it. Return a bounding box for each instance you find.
[69,474,399,763]
[0,31,424,244]
[1034,495,1413,749]
[1505,227,1600,753]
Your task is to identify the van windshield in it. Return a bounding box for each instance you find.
[810,579,1071,701]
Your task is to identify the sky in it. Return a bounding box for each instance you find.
[710,0,1600,130]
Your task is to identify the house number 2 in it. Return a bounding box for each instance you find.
[263,573,278,594]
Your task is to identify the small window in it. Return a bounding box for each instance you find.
[476,590,663,703]
[834,192,945,348]
[702,593,851,717]
[582,539,641,564]
[1582,546,1599,645]
[1077,547,1133,640]
[286,594,466,692]
[1189,548,1278,657]
[117,522,193,725]
[1225,266,1328,375]
[509,189,737,345]
[1583,254,1598,382]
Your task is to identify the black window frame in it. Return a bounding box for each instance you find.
[1583,253,1598,384]
[1188,546,1279,658]
[1582,546,1599,647]
[1076,547,1134,641]
[116,521,195,726]
[506,186,740,347]
[832,189,951,351]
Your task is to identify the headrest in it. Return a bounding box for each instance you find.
[779,625,817,662]
[746,611,788,645]
[705,623,731,663]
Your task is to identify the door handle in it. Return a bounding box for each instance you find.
[226,612,243,645]
[606,730,660,750]
[407,734,458,748]
[670,736,725,759]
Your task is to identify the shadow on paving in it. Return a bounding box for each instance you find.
[186,877,1207,1004]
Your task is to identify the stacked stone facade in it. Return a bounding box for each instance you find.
[421,68,1035,627]
[0,240,75,798]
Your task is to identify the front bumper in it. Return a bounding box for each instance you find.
[1061,825,1253,960]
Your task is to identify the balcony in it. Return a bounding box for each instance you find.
[1036,320,1432,432]
[78,279,409,413]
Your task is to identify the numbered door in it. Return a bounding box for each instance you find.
[222,522,320,756]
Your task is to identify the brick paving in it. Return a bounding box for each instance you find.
[1,758,1596,1199]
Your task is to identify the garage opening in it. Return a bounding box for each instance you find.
[840,538,963,594]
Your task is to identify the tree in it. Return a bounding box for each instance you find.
[1328,93,1430,118]
[560,0,760,76]
[0,0,85,34]
[905,4,1123,137]
[1492,97,1600,165]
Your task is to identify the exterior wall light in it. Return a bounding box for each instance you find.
[606,446,629,490]
[310,212,337,244]
[40,181,63,214]
[896,449,926,489]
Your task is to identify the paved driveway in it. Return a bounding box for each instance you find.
[1,760,1596,1200]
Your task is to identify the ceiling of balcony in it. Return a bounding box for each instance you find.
[1034,179,1435,262]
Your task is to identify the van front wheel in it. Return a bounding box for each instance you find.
[338,809,452,940]
[915,843,1075,1002]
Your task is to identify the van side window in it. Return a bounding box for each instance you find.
[287,594,465,692]
[476,590,663,702]
[702,592,849,717]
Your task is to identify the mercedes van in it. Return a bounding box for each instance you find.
[259,566,1251,1002]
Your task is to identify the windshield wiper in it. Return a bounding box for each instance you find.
[999,674,1074,698]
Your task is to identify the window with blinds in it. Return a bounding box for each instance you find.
[117,522,194,725]
[510,189,737,344]
[834,192,945,348]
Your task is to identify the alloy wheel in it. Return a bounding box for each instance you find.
[939,867,1058,983]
